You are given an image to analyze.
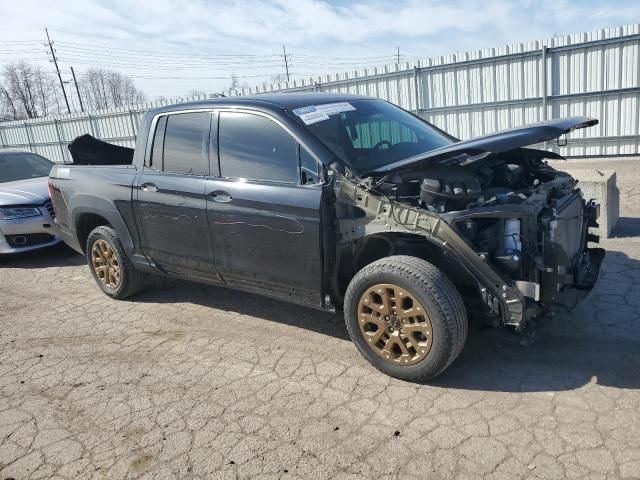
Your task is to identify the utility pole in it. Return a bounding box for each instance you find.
[70,66,84,112]
[396,46,401,65]
[45,28,71,114]
[282,45,290,83]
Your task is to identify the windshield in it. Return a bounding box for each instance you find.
[0,152,54,183]
[294,99,453,174]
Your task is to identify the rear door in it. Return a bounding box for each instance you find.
[205,110,324,305]
[135,110,219,279]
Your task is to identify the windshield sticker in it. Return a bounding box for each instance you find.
[293,107,330,125]
[316,102,356,116]
[293,102,356,125]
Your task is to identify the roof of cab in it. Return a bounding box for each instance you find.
[147,92,373,116]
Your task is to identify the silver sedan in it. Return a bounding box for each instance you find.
[0,149,61,255]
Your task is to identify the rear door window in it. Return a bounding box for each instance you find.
[162,112,211,175]
[218,111,298,183]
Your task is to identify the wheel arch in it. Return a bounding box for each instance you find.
[334,231,478,304]
[70,195,134,254]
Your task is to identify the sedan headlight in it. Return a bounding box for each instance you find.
[0,206,42,220]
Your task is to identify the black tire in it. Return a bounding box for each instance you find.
[86,226,146,299]
[344,255,468,382]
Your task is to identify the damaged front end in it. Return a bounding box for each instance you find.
[437,168,604,326]
[333,121,604,331]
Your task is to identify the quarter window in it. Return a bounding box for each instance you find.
[149,115,167,168]
[218,112,298,183]
[299,147,321,184]
[162,112,211,175]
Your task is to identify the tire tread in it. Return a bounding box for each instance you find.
[86,226,146,299]
[344,255,467,381]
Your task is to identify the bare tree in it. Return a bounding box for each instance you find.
[80,68,146,111]
[0,85,18,120]
[227,73,248,96]
[188,89,207,98]
[270,73,288,85]
[0,62,57,120]
[0,63,145,119]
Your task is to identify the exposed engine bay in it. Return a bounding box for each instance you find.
[368,148,602,319]
[377,150,568,214]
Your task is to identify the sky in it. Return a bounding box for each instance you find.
[0,0,639,102]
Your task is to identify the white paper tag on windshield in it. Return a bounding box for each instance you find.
[293,102,356,125]
[315,102,356,116]
[293,107,330,125]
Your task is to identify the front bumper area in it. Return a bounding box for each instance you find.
[546,247,605,310]
[0,205,61,254]
[503,198,603,328]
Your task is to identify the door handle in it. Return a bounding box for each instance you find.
[209,191,232,203]
[141,183,158,192]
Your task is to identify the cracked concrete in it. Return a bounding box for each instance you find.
[2,159,640,479]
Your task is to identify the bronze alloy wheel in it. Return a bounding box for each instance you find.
[91,239,121,289]
[358,283,433,365]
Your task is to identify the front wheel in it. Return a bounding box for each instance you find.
[86,226,146,299]
[344,255,468,382]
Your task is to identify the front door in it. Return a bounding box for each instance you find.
[135,111,219,279]
[206,110,324,304]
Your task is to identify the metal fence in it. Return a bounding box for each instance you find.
[1,23,639,163]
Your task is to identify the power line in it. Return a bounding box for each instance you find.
[52,40,410,63]
[0,40,43,45]
[3,40,414,73]
[54,54,286,68]
[52,47,395,69]
[55,56,396,71]
[55,40,282,58]
[53,46,286,64]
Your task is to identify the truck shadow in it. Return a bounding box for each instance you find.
[432,326,640,392]
[138,249,640,393]
[610,216,640,238]
[137,277,352,342]
[0,243,85,268]
[433,247,640,392]
[4,238,639,394]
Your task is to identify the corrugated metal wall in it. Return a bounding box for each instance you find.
[1,23,638,163]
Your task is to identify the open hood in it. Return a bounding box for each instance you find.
[365,116,598,175]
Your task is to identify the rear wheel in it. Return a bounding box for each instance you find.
[86,226,146,299]
[344,255,467,381]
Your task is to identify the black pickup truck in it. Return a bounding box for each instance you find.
[49,93,603,381]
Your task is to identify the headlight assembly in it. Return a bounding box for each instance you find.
[0,206,42,220]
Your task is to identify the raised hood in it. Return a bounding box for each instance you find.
[366,116,598,175]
